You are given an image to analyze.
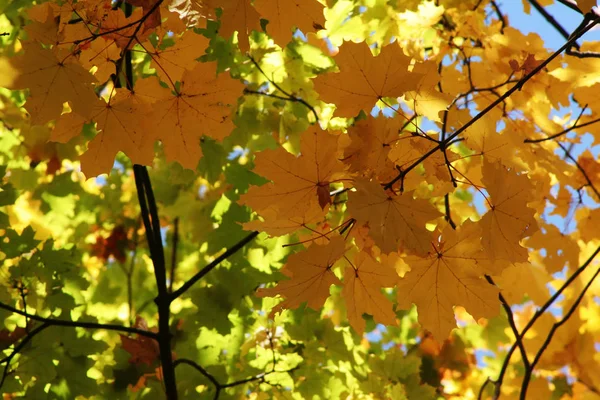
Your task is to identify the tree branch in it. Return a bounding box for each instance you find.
[529,0,579,47]
[490,245,600,399]
[169,231,260,300]
[520,264,600,399]
[246,56,319,123]
[173,357,299,400]
[0,302,158,338]
[0,322,50,391]
[383,15,600,191]
[133,165,177,399]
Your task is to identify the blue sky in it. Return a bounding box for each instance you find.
[501,1,600,48]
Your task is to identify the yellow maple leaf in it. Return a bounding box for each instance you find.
[344,116,401,179]
[242,207,327,237]
[81,89,155,177]
[342,251,398,336]
[397,225,500,340]
[78,38,121,84]
[146,30,209,84]
[257,236,346,316]
[219,0,261,52]
[254,0,325,46]
[480,161,538,262]
[7,43,98,125]
[348,179,441,255]
[313,41,431,117]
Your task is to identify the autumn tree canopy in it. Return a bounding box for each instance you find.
[1,0,600,398]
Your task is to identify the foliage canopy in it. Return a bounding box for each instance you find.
[1,0,600,399]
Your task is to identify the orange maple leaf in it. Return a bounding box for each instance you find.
[480,161,538,262]
[119,316,159,366]
[240,127,350,222]
[51,88,153,177]
[242,206,327,237]
[253,0,325,46]
[97,8,150,49]
[397,225,500,340]
[348,179,441,255]
[134,62,243,170]
[219,0,261,52]
[257,236,346,316]
[342,251,399,336]
[7,43,98,125]
[509,53,543,78]
[145,30,209,84]
[0,325,31,351]
[313,42,431,117]
[78,38,121,84]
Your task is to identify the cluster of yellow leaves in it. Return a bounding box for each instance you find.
[3,0,600,351]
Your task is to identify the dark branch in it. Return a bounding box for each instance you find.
[0,323,50,390]
[0,302,158,338]
[524,116,600,143]
[169,231,260,300]
[246,56,319,123]
[383,15,600,190]
[492,246,600,399]
[520,264,600,399]
[529,0,580,47]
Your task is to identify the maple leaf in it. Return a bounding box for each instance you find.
[348,179,441,255]
[344,116,401,179]
[145,30,209,83]
[242,206,327,237]
[78,38,121,83]
[313,42,431,117]
[0,325,30,351]
[509,53,543,79]
[7,43,98,125]
[397,226,500,340]
[257,236,346,316]
[342,251,398,336]
[51,88,153,177]
[219,0,261,52]
[120,316,160,366]
[240,127,350,221]
[253,0,325,46]
[134,62,243,170]
[480,161,538,262]
[24,6,61,46]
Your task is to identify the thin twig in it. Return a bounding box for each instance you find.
[524,116,600,143]
[169,231,260,300]
[529,0,579,46]
[169,217,179,293]
[0,323,50,390]
[246,56,319,122]
[484,276,530,399]
[490,1,506,32]
[557,142,600,200]
[173,357,299,400]
[0,302,157,338]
